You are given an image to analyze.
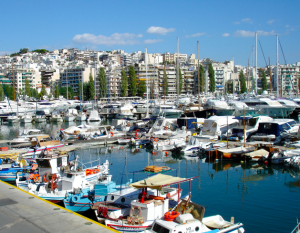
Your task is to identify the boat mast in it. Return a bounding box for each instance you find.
[176,38,179,106]
[145,47,149,118]
[276,35,279,98]
[197,41,201,110]
[12,61,15,101]
[255,32,257,95]
[269,57,272,94]
[66,71,68,100]
[247,59,249,94]
[94,51,97,109]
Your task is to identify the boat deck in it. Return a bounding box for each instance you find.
[0,180,117,233]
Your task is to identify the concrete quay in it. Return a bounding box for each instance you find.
[0,180,117,233]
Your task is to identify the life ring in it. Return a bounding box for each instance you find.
[97,206,108,218]
[161,166,170,171]
[154,138,159,142]
[72,195,79,203]
[164,126,169,130]
[110,132,114,137]
[127,122,130,126]
[164,211,180,221]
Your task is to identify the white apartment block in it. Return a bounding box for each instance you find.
[7,66,38,92]
[162,53,187,64]
[60,65,95,95]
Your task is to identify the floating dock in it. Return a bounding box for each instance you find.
[0,180,117,233]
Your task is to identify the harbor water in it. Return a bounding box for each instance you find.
[1,121,300,233]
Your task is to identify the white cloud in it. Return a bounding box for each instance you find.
[72,33,143,46]
[234,30,276,37]
[146,26,175,35]
[286,25,290,27]
[267,20,275,25]
[144,39,163,44]
[186,33,206,38]
[233,22,240,25]
[222,33,230,37]
[242,18,252,24]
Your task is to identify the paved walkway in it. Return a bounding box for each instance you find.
[0,180,117,233]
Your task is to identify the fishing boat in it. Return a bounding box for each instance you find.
[100,173,196,232]
[16,146,110,203]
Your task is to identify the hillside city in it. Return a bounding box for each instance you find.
[1,48,299,99]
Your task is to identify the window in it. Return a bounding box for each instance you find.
[152,223,170,233]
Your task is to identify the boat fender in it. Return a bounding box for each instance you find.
[72,195,79,203]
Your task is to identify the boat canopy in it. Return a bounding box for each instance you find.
[130,174,195,190]
[245,149,269,158]
[0,149,28,158]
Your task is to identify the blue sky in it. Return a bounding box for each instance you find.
[1,0,299,67]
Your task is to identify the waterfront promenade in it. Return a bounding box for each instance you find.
[0,180,117,233]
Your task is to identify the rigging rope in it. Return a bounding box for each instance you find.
[258,40,268,67]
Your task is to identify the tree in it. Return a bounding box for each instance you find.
[239,70,247,93]
[120,69,128,97]
[25,79,31,97]
[261,70,268,91]
[32,49,49,54]
[31,88,37,99]
[39,84,47,98]
[98,67,107,98]
[178,68,183,95]
[128,66,137,96]
[199,65,205,92]
[67,86,74,99]
[88,73,94,100]
[59,87,74,99]
[0,84,3,101]
[163,69,168,96]
[83,82,90,101]
[54,85,60,98]
[137,80,146,97]
[208,63,215,92]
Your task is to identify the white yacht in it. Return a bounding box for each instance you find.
[76,112,87,121]
[116,102,135,119]
[7,112,20,123]
[151,105,183,119]
[195,115,239,140]
[88,110,101,122]
[51,110,63,122]
[64,109,78,122]
[203,99,235,116]
[241,97,295,118]
[20,113,33,124]
[227,101,258,116]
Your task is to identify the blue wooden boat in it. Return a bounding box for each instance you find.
[63,177,127,213]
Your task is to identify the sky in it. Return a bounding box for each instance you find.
[1,0,299,67]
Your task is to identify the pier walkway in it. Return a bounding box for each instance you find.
[0,180,117,233]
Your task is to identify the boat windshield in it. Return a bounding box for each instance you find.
[152,223,170,233]
[248,118,257,126]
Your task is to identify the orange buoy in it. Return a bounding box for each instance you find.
[164,211,180,221]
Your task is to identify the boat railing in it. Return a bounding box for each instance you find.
[291,218,300,233]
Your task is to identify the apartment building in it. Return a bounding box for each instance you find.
[162,53,187,64]
[106,67,122,97]
[276,63,300,95]
[7,66,38,92]
[60,65,95,95]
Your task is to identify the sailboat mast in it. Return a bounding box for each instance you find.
[276,35,279,98]
[12,61,15,101]
[255,32,257,94]
[197,41,201,110]
[176,38,179,105]
[145,47,149,118]
[66,72,68,100]
[247,59,249,93]
[269,57,272,94]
